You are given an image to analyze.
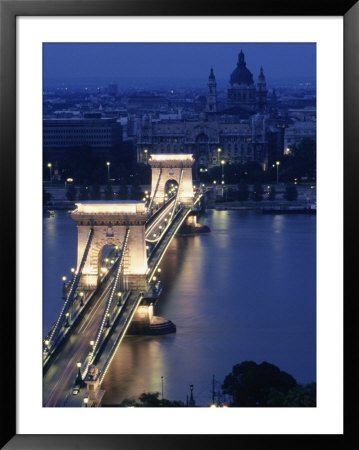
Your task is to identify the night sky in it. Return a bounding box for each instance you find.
[43,43,316,86]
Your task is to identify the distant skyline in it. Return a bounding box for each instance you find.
[43,43,316,88]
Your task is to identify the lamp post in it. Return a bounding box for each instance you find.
[62,276,67,300]
[76,362,83,387]
[161,375,164,401]
[276,161,280,184]
[47,163,52,183]
[106,161,111,183]
[144,149,148,164]
[221,160,225,184]
[217,148,221,166]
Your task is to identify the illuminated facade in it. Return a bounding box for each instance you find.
[149,154,195,205]
[71,201,149,289]
[137,51,270,170]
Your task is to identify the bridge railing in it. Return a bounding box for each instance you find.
[148,168,162,211]
[45,227,94,353]
[97,290,144,384]
[82,227,131,377]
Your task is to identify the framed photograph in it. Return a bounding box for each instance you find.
[1,0,357,448]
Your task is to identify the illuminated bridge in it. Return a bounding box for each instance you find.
[43,154,207,407]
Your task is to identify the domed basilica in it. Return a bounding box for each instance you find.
[137,51,283,172]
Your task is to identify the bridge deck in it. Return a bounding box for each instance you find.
[43,194,204,406]
[43,280,112,407]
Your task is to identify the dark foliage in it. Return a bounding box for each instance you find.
[118,392,185,407]
[222,361,297,407]
[284,184,298,201]
[252,182,264,202]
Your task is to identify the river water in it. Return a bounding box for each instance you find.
[43,209,316,406]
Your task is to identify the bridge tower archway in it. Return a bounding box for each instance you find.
[71,201,149,290]
[149,154,194,205]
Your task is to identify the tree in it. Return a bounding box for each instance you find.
[252,182,264,202]
[118,178,128,200]
[43,189,52,205]
[130,179,143,200]
[268,185,276,201]
[222,361,297,407]
[284,184,298,201]
[266,382,316,407]
[89,183,102,200]
[292,138,316,181]
[117,392,185,407]
[104,184,114,200]
[78,185,90,201]
[66,184,77,201]
[237,179,249,201]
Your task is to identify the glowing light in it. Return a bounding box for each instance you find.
[62,276,67,282]
[150,154,193,161]
[71,268,75,273]
[76,362,82,368]
[106,161,111,166]
[44,340,49,346]
[74,202,146,214]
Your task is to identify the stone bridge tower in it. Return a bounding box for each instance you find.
[149,154,194,205]
[71,201,149,290]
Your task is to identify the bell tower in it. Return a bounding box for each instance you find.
[205,67,217,114]
[256,66,268,112]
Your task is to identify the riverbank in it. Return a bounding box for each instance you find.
[211,200,316,213]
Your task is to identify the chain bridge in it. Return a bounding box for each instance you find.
[43,154,208,407]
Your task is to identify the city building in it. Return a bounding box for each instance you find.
[43,114,122,158]
[137,51,275,171]
[137,50,316,170]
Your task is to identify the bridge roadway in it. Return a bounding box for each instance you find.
[43,195,202,407]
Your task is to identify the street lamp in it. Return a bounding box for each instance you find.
[217,148,221,166]
[62,276,67,300]
[276,161,280,184]
[106,161,111,183]
[221,160,225,184]
[144,149,148,164]
[161,376,164,401]
[47,163,52,183]
[76,362,83,387]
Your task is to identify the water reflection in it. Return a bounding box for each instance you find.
[44,210,316,405]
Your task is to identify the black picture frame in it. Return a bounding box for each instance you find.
[1,0,357,448]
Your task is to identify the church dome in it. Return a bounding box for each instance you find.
[229,50,254,86]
